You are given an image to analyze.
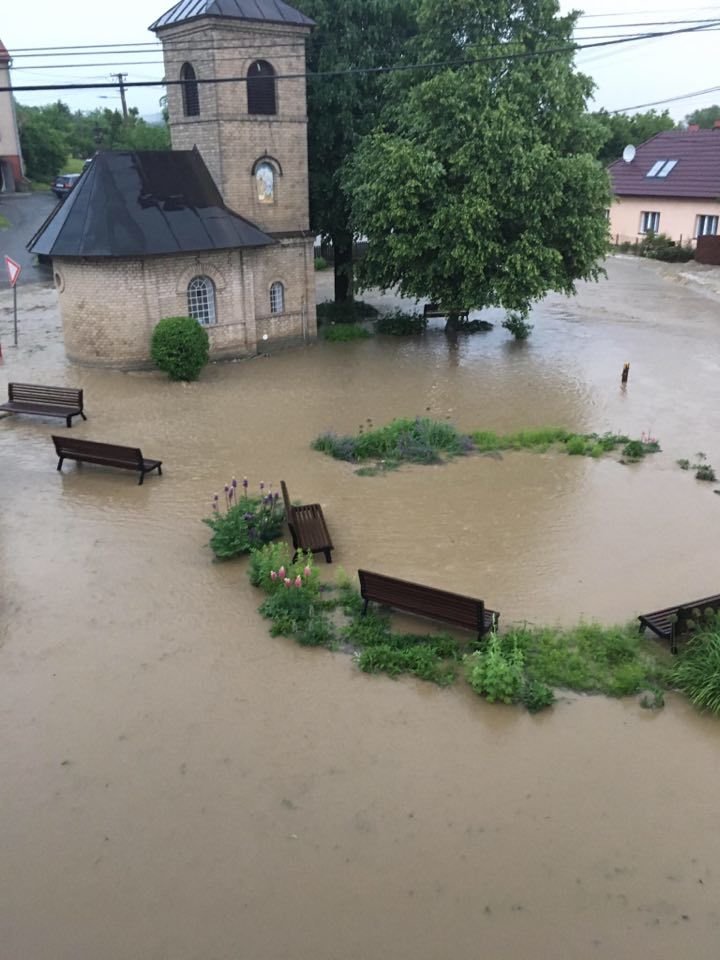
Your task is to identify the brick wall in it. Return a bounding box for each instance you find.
[53,242,316,368]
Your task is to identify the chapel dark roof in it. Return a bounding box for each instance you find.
[149,0,314,31]
[608,129,720,200]
[27,149,274,258]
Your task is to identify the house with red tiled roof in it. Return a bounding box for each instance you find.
[608,126,720,246]
[0,37,24,191]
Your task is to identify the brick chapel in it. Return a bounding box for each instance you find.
[29,0,317,368]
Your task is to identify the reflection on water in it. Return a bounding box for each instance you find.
[1,258,720,959]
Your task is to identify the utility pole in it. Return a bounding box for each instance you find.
[111,73,129,119]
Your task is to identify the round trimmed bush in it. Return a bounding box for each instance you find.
[151,316,210,381]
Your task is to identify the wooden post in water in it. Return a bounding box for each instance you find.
[621,362,630,384]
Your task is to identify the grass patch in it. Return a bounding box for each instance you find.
[678,452,717,483]
[313,417,474,470]
[322,323,372,342]
[31,181,51,192]
[63,157,85,173]
[313,419,660,474]
[0,214,11,229]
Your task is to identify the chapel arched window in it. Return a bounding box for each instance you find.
[256,162,276,203]
[270,281,285,315]
[181,63,200,117]
[188,276,216,325]
[247,61,276,115]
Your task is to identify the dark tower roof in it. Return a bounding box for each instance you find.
[149,0,314,31]
[27,149,274,258]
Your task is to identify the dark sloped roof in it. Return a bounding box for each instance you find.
[609,130,720,199]
[0,38,11,63]
[27,149,274,258]
[149,0,314,31]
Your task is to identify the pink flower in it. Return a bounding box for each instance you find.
[295,576,302,588]
[283,578,292,588]
[304,566,311,578]
[270,571,277,581]
[278,566,286,579]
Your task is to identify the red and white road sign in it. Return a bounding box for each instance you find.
[4,256,21,287]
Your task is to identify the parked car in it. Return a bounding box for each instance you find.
[52,173,81,200]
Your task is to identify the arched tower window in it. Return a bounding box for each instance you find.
[188,276,216,325]
[255,161,276,203]
[270,281,285,315]
[181,63,200,117]
[247,61,276,115]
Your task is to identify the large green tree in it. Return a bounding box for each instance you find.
[303,0,417,302]
[684,104,720,129]
[344,0,611,329]
[16,106,69,181]
[594,108,675,166]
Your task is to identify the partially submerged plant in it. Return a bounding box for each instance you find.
[204,477,283,559]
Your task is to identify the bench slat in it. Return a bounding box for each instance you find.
[639,593,720,651]
[52,436,162,485]
[3,382,85,426]
[359,569,498,638]
[281,480,333,562]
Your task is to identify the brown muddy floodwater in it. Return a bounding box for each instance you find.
[1,257,720,959]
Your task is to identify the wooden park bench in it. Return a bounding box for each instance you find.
[423,304,470,323]
[638,593,720,653]
[281,480,334,563]
[0,382,86,427]
[358,569,498,641]
[52,436,162,485]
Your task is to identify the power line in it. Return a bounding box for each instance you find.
[611,84,720,112]
[3,21,718,95]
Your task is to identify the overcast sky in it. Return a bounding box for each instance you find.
[2,0,719,121]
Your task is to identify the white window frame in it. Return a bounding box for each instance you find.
[269,281,285,315]
[639,211,660,234]
[696,214,719,237]
[187,275,217,326]
[646,160,665,178]
[656,160,677,178]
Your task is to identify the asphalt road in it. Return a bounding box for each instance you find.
[0,191,58,286]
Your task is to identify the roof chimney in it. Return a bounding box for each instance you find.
[688,124,700,132]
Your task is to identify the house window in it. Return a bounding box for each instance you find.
[247,61,276,115]
[180,63,200,117]
[270,281,285,314]
[640,211,660,234]
[646,159,677,178]
[188,276,216,325]
[696,214,719,237]
[256,162,276,203]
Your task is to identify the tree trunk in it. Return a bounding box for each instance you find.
[444,311,462,333]
[333,233,354,303]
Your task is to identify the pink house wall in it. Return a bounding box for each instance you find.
[610,196,720,246]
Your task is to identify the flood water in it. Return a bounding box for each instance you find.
[1,257,720,958]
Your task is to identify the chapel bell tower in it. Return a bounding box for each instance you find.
[150,0,315,237]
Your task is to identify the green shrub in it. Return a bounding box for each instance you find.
[316,300,380,325]
[622,439,645,461]
[375,310,428,335]
[314,256,329,270]
[502,311,534,340]
[151,315,209,381]
[356,644,456,685]
[566,435,588,456]
[638,232,694,263]
[465,633,525,703]
[521,678,555,713]
[323,323,372,342]
[204,479,283,559]
[672,628,720,714]
[313,417,473,469]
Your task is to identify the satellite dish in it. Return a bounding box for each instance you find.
[622,144,636,163]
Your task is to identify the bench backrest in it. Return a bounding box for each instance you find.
[280,480,295,522]
[358,569,484,631]
[9,382,83,408]
[52,435,143,468]
[674,595,720,637]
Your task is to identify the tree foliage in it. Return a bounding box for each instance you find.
[593,108,676,166]
[684,104,720,129]
[15,100,170,181]
[345,0,611,327]
[302,0,417,301]
[151,316,210,381]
